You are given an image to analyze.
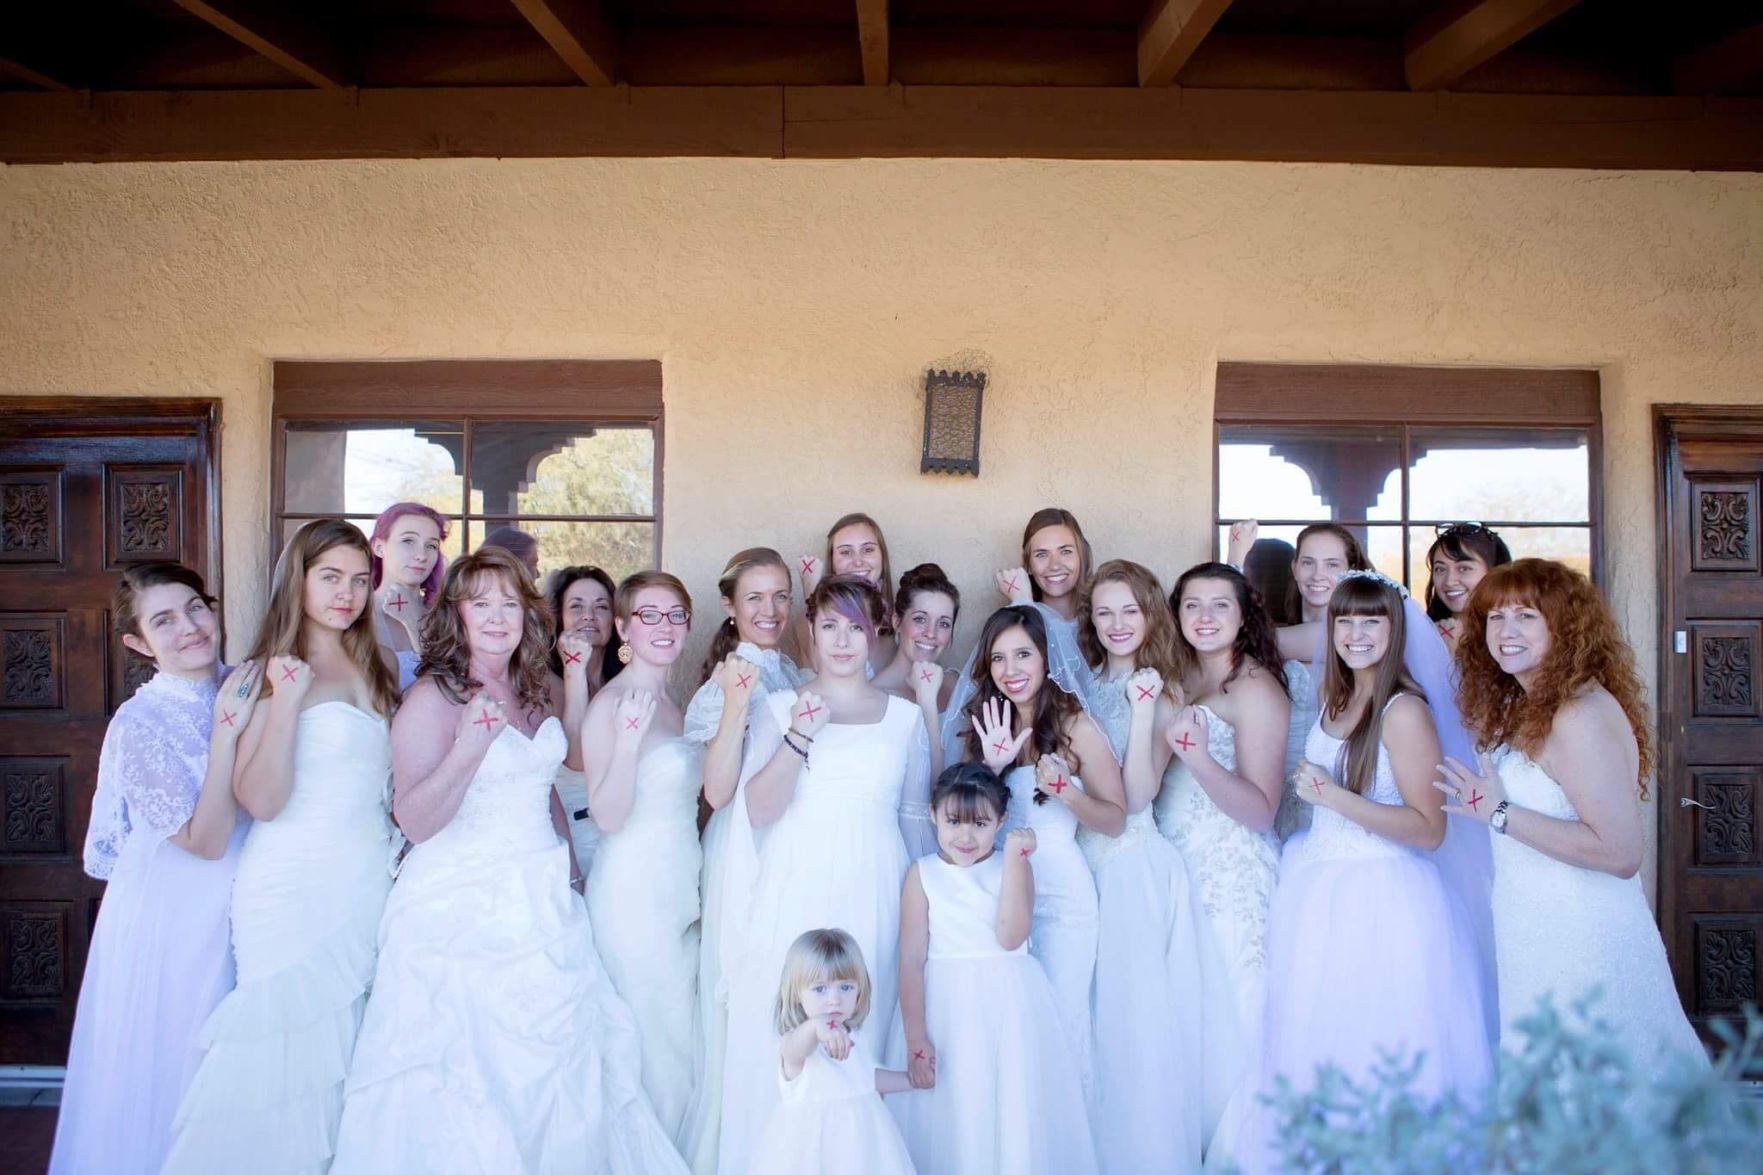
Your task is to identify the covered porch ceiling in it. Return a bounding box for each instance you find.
[1,0,1759,167]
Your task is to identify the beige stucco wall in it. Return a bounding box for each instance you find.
[3,158,1762,895]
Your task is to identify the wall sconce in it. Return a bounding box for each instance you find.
[920,369,985,477]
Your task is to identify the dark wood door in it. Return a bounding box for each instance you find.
[0,400,218,1066]
[1657,405,1763,1040]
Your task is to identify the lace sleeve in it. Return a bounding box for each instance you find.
[899,715,937,860]
[84,709,199,877]
[683,678,725,745]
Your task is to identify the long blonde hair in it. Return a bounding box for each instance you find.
[773,928,872,1035]
[245,519,398,717]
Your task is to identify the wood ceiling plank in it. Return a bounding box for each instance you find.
[169,0,350,89]
[1137,0,1235,86]
[508,0,619,87]
[1672,22,1763,96]
[1404,0,1583,92]
[857,0,889,86]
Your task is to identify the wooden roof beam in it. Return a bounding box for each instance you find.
[508,0,619,87]
[1405,0,1583,91]
[857,0,889,86]
[0,54,72,91]
[1138,0,1235,86]
[1672,22,1763,96]
[170,1,350,89]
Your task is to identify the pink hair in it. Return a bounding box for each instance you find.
[370,502,450,606]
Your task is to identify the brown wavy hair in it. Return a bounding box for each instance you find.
[1020,507,1092,603]
[700,547,791,684]
[961,605,1083,802]
[417,547,554,719]
[246,519,399,717]
[1289,523,1370,621]
[1169,562,1289,697]
[824,512,895,620]
[1078,559,1184,703]
[1456,558,1652,794]
[1320,575,1424,796]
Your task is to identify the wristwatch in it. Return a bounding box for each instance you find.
[1489,800,1511,835]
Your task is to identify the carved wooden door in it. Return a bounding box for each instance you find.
[0,400,217,1066]
[1657,406,1763,1040]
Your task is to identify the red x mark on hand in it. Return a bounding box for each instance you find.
[735,672,752,690]
[218,710,237,728]
[625,717,641,731]
[280,665,299,684]
[1466,789,1484,812]
[1019,845,1032,856]
[1174,732,1196,752]
[992,737,1011,758]
[912,1049,926,1061]
[386,593,407,613]
[473,712,499,732]
[1135,684,1156,702]
[1311,776,1324,795]
[1003,574,1021,595]
[920,667,935,683]
[1048,774,1069,795]
[562,650,583,666]
[827,1019,839,1030]
[799,700,823,723]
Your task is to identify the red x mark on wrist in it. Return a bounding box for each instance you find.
[1174,732,1196,752]
[218,710,237,728]
[562,650,583,666]
[473,712,498,732]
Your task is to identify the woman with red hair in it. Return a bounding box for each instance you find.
[1440,559,1705,1082]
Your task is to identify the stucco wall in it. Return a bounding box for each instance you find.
[3,158,1761,895]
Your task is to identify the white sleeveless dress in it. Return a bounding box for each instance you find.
[891,853,1099,1175]
[51,671,249,1175]
[1001,762,1098,1098]
[164,701,394,1174]
[1489,745,1707,1083]
[587,735,704,1144]
[750,1031,915,1175]
[716,691,922,1175]
[330,717,689,1174]
[1220,719,1494,1174]
[1153,704,1271,1141]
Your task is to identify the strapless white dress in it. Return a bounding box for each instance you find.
[587,736,704,1144]
[164,701,394,1174]
[330,717,689,1174]
[1490,745,1707,1084]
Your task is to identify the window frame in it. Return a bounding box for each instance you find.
[270,359,664,565]
[1212,363,1603,586]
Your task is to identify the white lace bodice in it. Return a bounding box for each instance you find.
[1286,720,1414,868]
[423,717,567,859]
[84,669,225,879]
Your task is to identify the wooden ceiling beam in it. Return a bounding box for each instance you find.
[1137,0,1235,86]
[1405,0,1583,91]
[169,0,350,89]
[857,0,889,86]
[0,54,73,91]
[1672,22,1763,96]
[508,0,619,87]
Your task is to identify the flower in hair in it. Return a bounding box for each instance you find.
[1337,568,1411,599]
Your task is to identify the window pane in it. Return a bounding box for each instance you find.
[1408,428,1589,523]
[1218,425,1403,523]
[469,423,654,517]
[474,519,656,584]
[284,422,464,516]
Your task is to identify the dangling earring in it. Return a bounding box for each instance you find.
[617,644,634,665]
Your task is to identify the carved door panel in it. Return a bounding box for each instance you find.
[0,402,217,1066]
[1657,407,1763,1040]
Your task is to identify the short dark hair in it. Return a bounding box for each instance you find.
[930,761,1010,826]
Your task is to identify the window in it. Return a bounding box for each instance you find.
[272,360,662,581]
[1214,363,1600,608]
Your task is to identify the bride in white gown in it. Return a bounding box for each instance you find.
[716,576,927,1175]
[331,547,687,1174]
[1441,559,1707,1084]
[582,572,703,1145]
[165,521,401,1174]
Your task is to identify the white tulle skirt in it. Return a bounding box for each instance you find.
[892,954,1098,1175]
[1218,845,1492,1174]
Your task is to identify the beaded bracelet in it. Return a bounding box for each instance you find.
[782,733,810,765]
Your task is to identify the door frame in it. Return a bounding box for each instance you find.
[1652,402,1763,1025]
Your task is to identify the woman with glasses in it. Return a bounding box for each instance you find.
[1425,523,1511,653]
[582,573,703,1145]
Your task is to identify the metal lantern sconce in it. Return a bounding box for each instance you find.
[920,369,985,477]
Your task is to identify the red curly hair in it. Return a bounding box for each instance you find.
[1455,559,1652,796]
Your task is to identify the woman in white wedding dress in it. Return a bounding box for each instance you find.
[1443,559,1706,1083]
[678,546,807,1174]
[51,565,258,1175]
[331,547,688,1174]
[165,521,401,1174]
[1154,562,1291,1149]
[716,576,927,1175]
[547,564,623,878]
[582,571,703,1144]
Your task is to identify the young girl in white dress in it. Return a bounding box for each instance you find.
[1223,571,1493,1173]
[165,520,400,1174]
[717,576,927,1175]
[960,604,1125,1099]
[330,548,688,1174]
[894,763,1099,1175]
[872,563,962,856]
[547,564,622,879]
[368,501,448,690]
[679,547,806,1174]
[1442,559,1706,1084]
[1077,560,1225,1175]
[795,511,899,671]
[50,565,259,1175]
[751,928,916,1174]
[582,572,703,1143]
[1155,562,1290,1147]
